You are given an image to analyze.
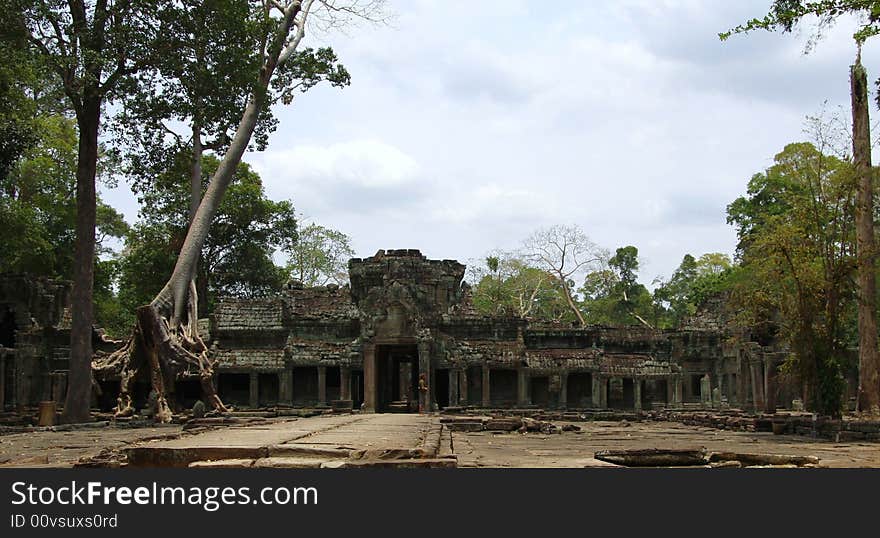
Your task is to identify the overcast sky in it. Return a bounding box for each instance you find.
[101,0,880,286]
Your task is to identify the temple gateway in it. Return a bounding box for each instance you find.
[1,249,805,415]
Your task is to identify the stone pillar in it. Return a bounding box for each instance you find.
[592,375,603,408]
[279,368,293,405]
[749,359,765,412]
[763,356,778,414]
[673,375,683,406]
[340,367,351,401]
[633,378,642,412]
[459,367,468,405]
[700,374,711,407]
[249,372,259,408]
[481,365,491,407]
[558,372,568,409]
[317,366,327,405]
[517,369,529,407]
[600,377,608,408]
[418,339,432,412]
[363,344,376,412]
[449,369,459,408]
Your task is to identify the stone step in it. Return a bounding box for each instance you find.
[321,458,457,469]
[125,446,267,468]
[267,444,353,458]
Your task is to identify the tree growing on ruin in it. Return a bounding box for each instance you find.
[95,0,387,422]
[113,156,297,333]
[721,0,880,413]
[523,225,607,327]
[285,219,355,287]
[468,251,563,320]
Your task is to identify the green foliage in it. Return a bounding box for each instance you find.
[111,0,350,195]
[115,154,297,325]
[469,252,572,321]
[0,114,128,277]
[726,142,856,416]
[580,246,661,327]
[285,221,355,287]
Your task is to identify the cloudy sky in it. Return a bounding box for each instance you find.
[102,0,880,286]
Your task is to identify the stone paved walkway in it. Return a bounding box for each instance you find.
[2,414,880,468]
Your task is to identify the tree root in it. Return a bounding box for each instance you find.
[92,300,228,423]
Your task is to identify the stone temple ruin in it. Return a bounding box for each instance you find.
[2,249,840,417]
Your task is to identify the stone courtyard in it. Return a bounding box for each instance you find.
[3,413,879,468]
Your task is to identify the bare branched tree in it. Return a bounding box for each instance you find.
[522,225,607,327]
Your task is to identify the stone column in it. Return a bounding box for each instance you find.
[340,367,351,401]
[418,339,432,412]
[363,344,376,412]
[449,369,459,408]
[600,377,608,408]
[633,378,642,412]
[481,365,491,407]
[673,375,683,406]
[459,367,468,405]
[558,372,568,409]
[749,359,765,412]
[317,366,327,406]
[517,369,529,407]
[700,374,711,407]
[249,372,259,408]
[592,374,603,407]
[763,355,778,414]
[279,368,293,405]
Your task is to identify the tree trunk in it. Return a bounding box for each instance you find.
[851,57,880,414]
[62,97,101,424]
[558,274,586,327]
[94,2,307,422]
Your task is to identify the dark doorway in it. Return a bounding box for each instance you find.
[177,378,202,409]
[219,373,250,406]
[467,365,482,405]
[607,377,628,409]
[258,373,279,406]
[531,376,550,407]
[435,368,449,409]
[0,306,14,348]
[326,367,341,402]
[490,369,517,407]
[293,367,319,405]
[567,372,592,408]
[376,344,419,412]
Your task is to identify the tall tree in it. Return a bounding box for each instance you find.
[15,1,160,422]
[523,224,607,327]
[727,142,856,415]
[115,155,297,331]
[97,0,386,422]
[722,0,880,413]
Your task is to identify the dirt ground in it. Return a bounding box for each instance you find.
[1,414,879,468]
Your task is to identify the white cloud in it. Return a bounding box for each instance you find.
[100,0,880,286]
